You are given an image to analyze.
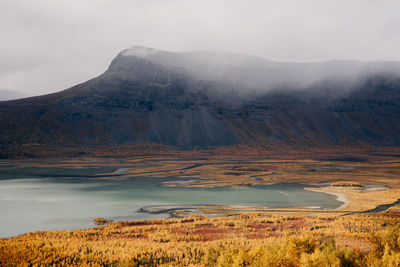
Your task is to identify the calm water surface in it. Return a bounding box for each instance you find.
[0,166,341,237]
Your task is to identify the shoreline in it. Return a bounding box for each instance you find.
[305,187,350,210]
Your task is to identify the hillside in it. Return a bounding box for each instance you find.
[1,46,400,157]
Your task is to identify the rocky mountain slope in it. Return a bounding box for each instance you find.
[1,46,400,155]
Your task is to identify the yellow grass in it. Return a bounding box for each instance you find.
[310,187,400,212]
[2,150,400,265]
[331,181,362,187]
[93,217,111,225]
[2,213,400,266]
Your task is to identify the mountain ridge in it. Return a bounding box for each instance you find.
[1,46,400,157]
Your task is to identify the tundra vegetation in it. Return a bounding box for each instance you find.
[2,212,400,266]
[93,217,112,226]
[331,181,363,187]
[1,150,400,265]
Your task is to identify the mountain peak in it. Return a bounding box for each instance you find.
[1,47,400,154]
[121,46,159,58]
[104,46,400,94]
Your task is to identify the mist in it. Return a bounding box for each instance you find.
[0,89,26,101]
[114,46,400,97]
[1,0,400,96]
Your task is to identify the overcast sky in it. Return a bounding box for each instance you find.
[1,0,400,97]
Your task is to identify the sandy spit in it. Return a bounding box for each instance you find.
[305,188,350,210]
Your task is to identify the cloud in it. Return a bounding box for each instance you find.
[0,88,26,101]
[1,0,400,96]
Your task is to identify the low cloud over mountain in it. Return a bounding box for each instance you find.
[1,47,400,156]
[0,89,26,101]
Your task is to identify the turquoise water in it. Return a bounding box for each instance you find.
[0,166,341,237]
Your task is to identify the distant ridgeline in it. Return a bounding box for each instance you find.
[1,46,400,157]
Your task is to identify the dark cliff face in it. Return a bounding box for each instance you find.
[1,46,400,151]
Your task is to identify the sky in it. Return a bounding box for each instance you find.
[1,0,400,97]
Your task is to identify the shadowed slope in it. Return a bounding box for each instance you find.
[1,46,400,156]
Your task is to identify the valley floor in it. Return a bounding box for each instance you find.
[2,211,400,266]
[2,149,400,265]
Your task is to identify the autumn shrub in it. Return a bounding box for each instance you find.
[2,213,400,266]
[331,181,362,187]
[93,217,111,225]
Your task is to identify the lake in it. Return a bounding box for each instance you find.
[0,165,342,237]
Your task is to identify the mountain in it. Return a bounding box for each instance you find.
[1,46,400,156]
